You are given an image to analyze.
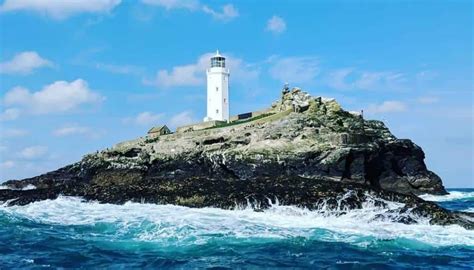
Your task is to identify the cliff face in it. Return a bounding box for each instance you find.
[4,88,446,196]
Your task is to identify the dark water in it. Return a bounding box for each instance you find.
[0,188,473,269]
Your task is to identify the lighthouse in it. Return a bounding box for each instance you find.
[204,50,230,122]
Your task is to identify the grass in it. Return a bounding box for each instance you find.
[205,113,275,130]
[144,136,160,144]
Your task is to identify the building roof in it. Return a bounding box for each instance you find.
[148,125,170,134]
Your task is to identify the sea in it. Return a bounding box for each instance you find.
[0,188,473,269]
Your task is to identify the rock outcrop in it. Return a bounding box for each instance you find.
[2,88,465,228]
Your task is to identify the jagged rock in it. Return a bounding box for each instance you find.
[1,88,464,228]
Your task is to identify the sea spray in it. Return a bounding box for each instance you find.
[1,191,474,269]
[420,190,474,202]
[0,184,36,191]
[1,195,473,248]
[419,190,474,214]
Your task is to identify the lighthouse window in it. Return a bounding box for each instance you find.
[216,109,219,114]
[211,57,226,68]
[224,98,227,103]
[216,87,219,92]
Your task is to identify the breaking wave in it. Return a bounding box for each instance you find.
[0,184,36,191]
[1,189,473,268]
[419,190,474,202]
[1,195,473,248]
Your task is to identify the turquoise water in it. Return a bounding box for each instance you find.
[0,189,473,269]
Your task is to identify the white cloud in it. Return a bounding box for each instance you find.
[416,70,437,82]
[230,57,260,83]
[355,71,404,90]
[18,146,48,159]
[202,4,238,21]
[0,108,21,121]
[0,0,121,19]
[266,15,286,34]
[327,68,405,90]
[145,52,259,88]
[1,128,29,138]
[366,101,407,114]
[142,0,238,21]
[169,111,196,129]
[0,51,52,75]
[326,68,353,90]
[122,111,196,129]
[3,79,104,114]
[95,62,143,75]
[0,160,15,169]
[52,124,105,138]
[146,62,204,88]
[53,126,89,136]
[141,0,199,10]
[268,56,319,84]
[418,96,439,104]
[123,112,165,126]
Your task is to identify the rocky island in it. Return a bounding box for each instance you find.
[1,88,472,229]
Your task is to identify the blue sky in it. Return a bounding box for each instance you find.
[0,0,472,187]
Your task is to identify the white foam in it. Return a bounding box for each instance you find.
[1,195,473,248]
[419,191,474,202]
[0,184,36,190]
[21,184,36,190]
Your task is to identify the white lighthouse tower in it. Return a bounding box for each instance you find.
[204,50,229,122]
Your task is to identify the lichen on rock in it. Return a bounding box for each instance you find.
[1,87,465,228]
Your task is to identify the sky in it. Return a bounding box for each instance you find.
[0,0,472,188]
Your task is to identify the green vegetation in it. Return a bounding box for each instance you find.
[253,109,292,124]
[145,136,160,144]
[205,113,275,130]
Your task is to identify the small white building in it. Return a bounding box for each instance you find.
[204,50,230,122]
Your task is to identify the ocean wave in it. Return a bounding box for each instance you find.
[419,191,474,202]
[0,184,36,191]
[1,196,473,248]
